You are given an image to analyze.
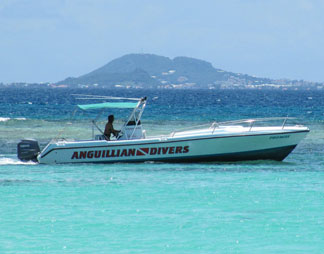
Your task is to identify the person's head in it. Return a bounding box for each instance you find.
[108,115,114,123]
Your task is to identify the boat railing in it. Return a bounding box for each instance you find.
[170,117,297,137]
[169,122,214,137]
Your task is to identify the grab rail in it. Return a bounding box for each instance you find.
[171,117,296,137]
[170,122,214,137]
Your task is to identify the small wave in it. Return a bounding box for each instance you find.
[0,179,38,186]
[0,117,27,122]
[0,117,10,122]
[0,157,36,165]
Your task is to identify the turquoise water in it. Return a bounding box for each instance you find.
[1,88,324,253]
[1,159,324,253]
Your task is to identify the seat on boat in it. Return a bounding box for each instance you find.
[126,120,141,126]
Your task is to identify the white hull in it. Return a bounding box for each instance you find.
[37,126,309,164]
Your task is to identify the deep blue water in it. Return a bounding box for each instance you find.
[0,88,323,253]
[1,88,324,121]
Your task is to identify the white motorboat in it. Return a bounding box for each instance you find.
[17,95,309,164]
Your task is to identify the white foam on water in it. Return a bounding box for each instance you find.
[0,117,10,122]
[0,117,27,122]
[0,156,37,165]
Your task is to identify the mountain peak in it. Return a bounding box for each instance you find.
[86,54,172,77]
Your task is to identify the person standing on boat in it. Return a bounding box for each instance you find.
[104,115,120,140]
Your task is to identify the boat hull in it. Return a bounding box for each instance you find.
[37,129,309,164]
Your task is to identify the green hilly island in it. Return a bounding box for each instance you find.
[55,54,322,90]
[1,54,322,90]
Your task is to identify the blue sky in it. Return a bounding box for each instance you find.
[1,0,324,83]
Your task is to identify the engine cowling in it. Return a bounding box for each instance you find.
[17,139,40,162]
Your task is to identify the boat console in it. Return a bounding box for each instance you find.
[119,123,146,140]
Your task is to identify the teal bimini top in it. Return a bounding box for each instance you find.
[78,102,138,110]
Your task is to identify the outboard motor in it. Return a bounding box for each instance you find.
[17,139,40,162]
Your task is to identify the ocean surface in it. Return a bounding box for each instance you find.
[1,88,323,253]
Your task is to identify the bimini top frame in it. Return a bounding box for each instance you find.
[74,94,147,140]
[121,97,147,140]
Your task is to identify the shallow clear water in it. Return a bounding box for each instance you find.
[0,88,323,253]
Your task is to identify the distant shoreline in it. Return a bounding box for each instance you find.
[2,54,323,90]
[0,82,323,91]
